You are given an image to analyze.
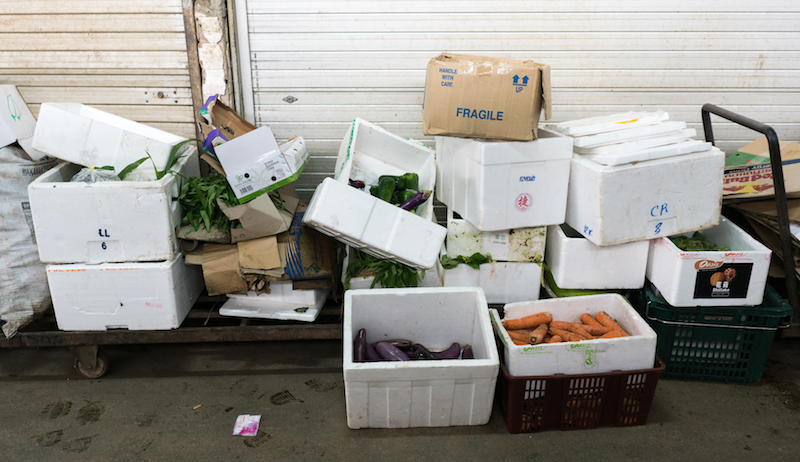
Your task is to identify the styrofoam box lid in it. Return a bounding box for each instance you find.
[574,145,723,172]
[572,121,688,148]
[549,111,668,137]
[435,128,572,165]
[220,281,329,322]
[579,139,712,166]
[343,287,499,382]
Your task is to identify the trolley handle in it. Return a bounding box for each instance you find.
[701,104,799,319]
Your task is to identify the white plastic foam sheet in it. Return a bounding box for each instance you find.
[335,118,437,222]
[343,287,499,429]
[565,147,724,247]
[435,129,573,232]
[446,208,546,262]
[46,254,204,331]
[647,216,772,307]
[492,294,657,377]
[572,120,687,149]
[303,177,446,270]
[28,148,200,264]
[441,261,542,304]
[32,103,189,180]
[220,281,330,322]
[342,245,444,290]
[545,224,649,290]
[0,85,48,160]
[549,111,668,137]
[579,140,712,167]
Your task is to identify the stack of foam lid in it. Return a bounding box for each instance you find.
[549,111,713,166]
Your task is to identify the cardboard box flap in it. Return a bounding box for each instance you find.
[199,94,256,141]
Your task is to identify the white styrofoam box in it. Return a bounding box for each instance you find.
[492,294,657,377]
[565,147,724,246]
[334,117,437,221]
[577,139,712,167]
[442,261,542,304]
[436,129,573,231]
[32,103,191,180]
[445,208,545,262]
[0,85,48,159]
[303,177,446,270]
[646,216,772,307]
[28,147,200,264]
[343,245,444,290]
[545,224,649,289]
[548,111,668,137]
[344,287,499,429]
[219,281,330,322]
[572,120,687,149]
[47,253,203,331]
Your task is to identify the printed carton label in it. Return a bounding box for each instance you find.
[693,262,753,299]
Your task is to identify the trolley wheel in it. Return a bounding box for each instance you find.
[74,349,110,379]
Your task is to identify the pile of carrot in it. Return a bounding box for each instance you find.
[501,311,630,346]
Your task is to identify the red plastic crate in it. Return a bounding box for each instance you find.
[498,357,665,433]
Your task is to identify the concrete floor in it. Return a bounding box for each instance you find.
[1,337,799,462]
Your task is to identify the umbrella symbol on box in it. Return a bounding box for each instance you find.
[7,95,21,121]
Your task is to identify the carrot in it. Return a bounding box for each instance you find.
[550,321,593,339]
[580,313,602,326]
[502,312,553,331]
[595,311,630,336]
[511,338,529,346]
[549,327,588,342]
[530,324,549,344]
[546,335,563,343]
[506,329,534,345]
[581,324,614,336]
[598,330,622,339]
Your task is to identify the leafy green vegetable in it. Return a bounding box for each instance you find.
[670,232,730,252]
[344,249,422,290]
[177,173,240,233]
[440,252,493,270]
[117,139,198,180]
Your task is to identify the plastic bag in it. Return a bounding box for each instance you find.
[69,167,121,183]
[0,145,57,338]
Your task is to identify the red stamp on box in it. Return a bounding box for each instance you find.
[515,193,532,212]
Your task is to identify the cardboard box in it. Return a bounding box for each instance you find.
[435,129,573,231]
[343,287,499,428]
[47,253,204,331]
[446,209,546,262]
[178,183,300,244]
[566,147,725,246]
[492,294,657,377]
[32,103,190,180]
[646,216,772,307]
[214,128,309,202]
[545,224,649,290]
[28,148,200,264]
[219,280,331,322]
[0,85,47,160]
[422,53,552,141]
[723,138,800,200]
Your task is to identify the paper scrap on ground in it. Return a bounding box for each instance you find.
[232,414,261,436]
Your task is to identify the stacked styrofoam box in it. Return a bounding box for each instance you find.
[343,245,444,290]
[491,294,657,377]
[545,224,649,290]
[441,209,545,303]
[29,105,204,331]
[219,280,331,322]
[647,216,772,307]
[344,287,499,428]
[304,118,446,270]
[550,111,725,247]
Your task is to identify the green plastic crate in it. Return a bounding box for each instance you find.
[632,283,792,383]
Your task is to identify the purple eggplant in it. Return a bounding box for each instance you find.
[349,178,366,189]
[461,344,474,360]
[433,342,461,360]
[373,339,413,351]
[399,190,431,211]
[404,349,416,359]
[353,328,367,362]
[375,342,410,361]
[364,341,381,362]
[412,343,439,360]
